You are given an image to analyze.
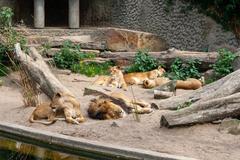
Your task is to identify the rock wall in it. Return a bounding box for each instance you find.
[111,0,239,51]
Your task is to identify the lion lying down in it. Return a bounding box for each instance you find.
[88,92,153,120]
[93,66,166,90]
[143,77,203,90]
[29,92,85,125]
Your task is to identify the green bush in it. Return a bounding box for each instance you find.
[0,7,26,77]
[212,48,237,78]
[53,41,95,69]
[0,7,14,28]
[166,58,201,80]
[71,61,114,77]
[53,41,114,77]
[125,50,160,73]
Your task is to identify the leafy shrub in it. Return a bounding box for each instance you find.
[53,41,114,77]
[53,41,95,69]
[166,58,201,80]
[212,49,237,78]
[125,50,160,73]
[0,7,14,28]
[71,61,114,77]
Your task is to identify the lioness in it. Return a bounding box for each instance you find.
[143,77,170,89]
[108,66,128,90]
[146,78,203,90]
[29,102,57,125]
[51,92,85,124]
[88,98,125,120]
[93,66,127,90]
[124,67,166,85]
[176,78,203,90]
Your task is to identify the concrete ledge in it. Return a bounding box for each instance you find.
[0,122,197,160]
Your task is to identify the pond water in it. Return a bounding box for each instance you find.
[0,137,89,160]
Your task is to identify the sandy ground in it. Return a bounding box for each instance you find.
[0,72,239,160]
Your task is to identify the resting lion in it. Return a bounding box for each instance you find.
[88,98,125,120]
[29,102,57,125]
[176,78,203,90]
[93,66,127,90]
[143,78,203,90]
[124,67,166,85]
[88,92,153,120]
[51,92,85,124]
[143,77,170,89]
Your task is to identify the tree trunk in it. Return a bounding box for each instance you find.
[14,43,73,99]
[100,48,218,71]
[158,69,240,128]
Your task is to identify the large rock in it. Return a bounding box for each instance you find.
[218,118,240,135]
[25,28,168,52]
[233,49,240,71]
[105,28,168,52]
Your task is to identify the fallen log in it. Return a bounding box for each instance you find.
[100,48,218,71]
[158,69,240,128]
[14,43,85,123]
[14,43,72,98]
[160,93,240,128]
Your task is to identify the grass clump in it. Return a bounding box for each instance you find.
[166,58,201,80]
[71,61,114,77]
[125,49,160,73]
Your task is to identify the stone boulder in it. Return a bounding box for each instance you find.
[218,118,240,135]
[233,49,240,71]
[25,28,168,52]
[105,28,168,52]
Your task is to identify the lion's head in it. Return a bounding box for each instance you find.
[88,98,125,120]
[143,79,155,89]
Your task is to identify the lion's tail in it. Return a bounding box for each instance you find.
[29,114,56,125]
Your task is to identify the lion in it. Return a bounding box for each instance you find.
[50,92,85,124]
[87,92,153,120]
[146,78,203,91]
[143,77,170,89]
[92,75,112,86]
[93,66,128,90]
[108,66,128,90]
[124,67,166,85]
[176,78,203,90]
[29,102,57,125]
[88,98,125,120]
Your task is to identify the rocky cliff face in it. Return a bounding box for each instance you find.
[111,0,239,51]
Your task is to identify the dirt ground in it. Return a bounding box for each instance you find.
[0,71,239,160]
